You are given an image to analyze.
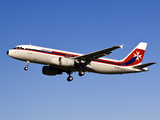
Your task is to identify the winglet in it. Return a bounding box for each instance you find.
[120,45,124,49]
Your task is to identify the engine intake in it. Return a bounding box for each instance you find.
[42,66,63,76]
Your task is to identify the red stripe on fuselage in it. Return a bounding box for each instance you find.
[18,48,132,66]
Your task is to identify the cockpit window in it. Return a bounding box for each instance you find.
[13,47,23,49]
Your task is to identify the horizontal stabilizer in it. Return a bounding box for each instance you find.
[133,62,156,69]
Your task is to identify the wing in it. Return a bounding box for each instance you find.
[75,45,124,62]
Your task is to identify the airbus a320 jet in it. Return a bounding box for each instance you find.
[7,42,155,82]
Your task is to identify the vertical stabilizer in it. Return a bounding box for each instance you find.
[122,42,147,66]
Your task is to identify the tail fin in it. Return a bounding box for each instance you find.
[121,42,147,66]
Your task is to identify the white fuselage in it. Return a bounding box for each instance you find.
[7,45,146,74]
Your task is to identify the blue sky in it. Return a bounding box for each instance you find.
[0,0,159,120]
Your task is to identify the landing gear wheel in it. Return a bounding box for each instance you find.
[79,71,85,76]
[67,76,73,82]
[66,71,73,82]
[24,61,29,71]
[24,67,28,71]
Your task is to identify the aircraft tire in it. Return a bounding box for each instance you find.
[67,76,73,82]
[24,67,28,71]
[78,71,85,76]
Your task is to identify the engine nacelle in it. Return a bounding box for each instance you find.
[51,57,75,67]
[42,66,63,76]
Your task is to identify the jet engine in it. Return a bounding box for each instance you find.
[42,66,63,76]
[51,57,75,67]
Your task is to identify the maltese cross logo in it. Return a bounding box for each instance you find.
[134,51,142,61]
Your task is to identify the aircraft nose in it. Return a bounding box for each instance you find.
[7,50,9,55]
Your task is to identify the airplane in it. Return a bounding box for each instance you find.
[7,42,155,82]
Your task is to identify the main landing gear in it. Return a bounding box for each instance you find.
[67,76,73,82]
[78,70,85,76]
[24,61,29,71]
[78,65,85,76]
[66,71,73,82]
[66,70,85,82]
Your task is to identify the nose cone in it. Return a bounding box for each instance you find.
[7,50,9,55]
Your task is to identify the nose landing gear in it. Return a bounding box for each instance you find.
[24,61,29,71]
